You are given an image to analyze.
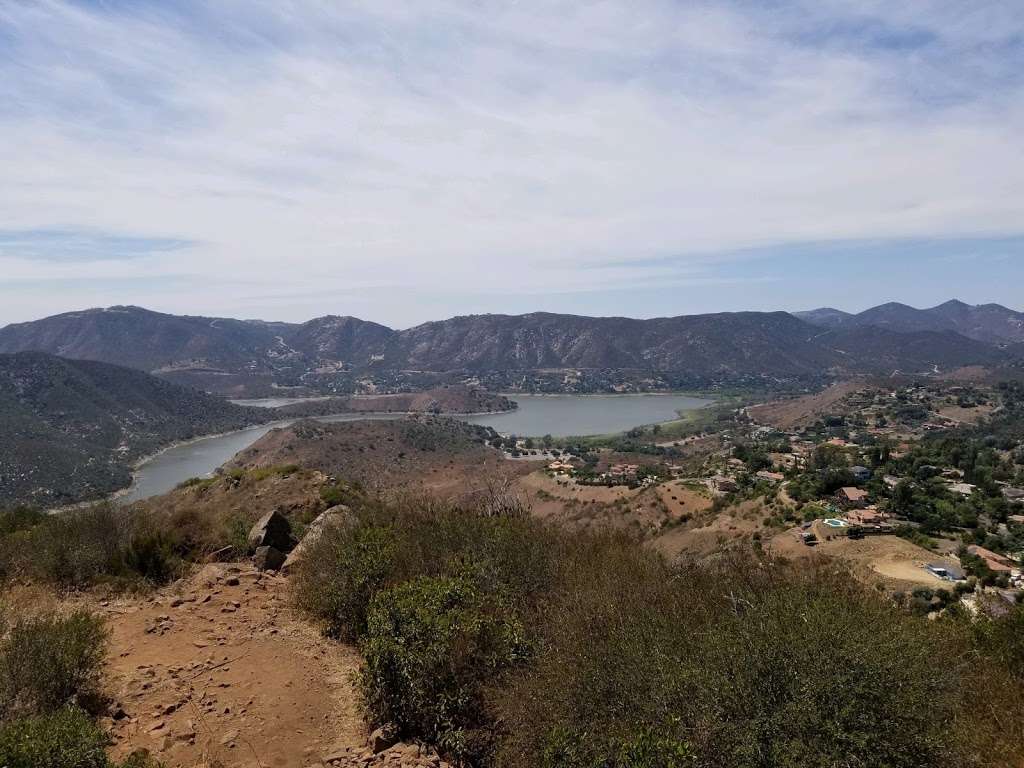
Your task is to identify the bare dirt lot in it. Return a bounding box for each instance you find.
[655,480,713,522]
[936,403,994,425]
[747,381,866,429]
[518,471,681,537]
[651,499,767,559]
[767,527,957,590]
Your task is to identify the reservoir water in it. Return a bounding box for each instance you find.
[463,393,709,437]
[123,394,709,502]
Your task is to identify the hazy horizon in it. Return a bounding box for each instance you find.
[2,2,1022,326]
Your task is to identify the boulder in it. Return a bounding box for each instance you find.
[253,545,286,572]
[247,509,292,552]
[369,724,399,754]
[282,505,351,573]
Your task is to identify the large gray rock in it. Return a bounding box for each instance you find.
[282,505,351,573]
[247,509,292,552]
[253,545,286,572]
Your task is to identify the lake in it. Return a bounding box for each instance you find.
[464,393,710,437]
[122,393,709,502]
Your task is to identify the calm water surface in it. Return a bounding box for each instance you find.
[124,394,709,502]
[465,393,709,437]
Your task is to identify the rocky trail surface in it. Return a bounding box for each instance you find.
[93,563,452,768]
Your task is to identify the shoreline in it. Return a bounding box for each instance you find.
[49,392,716,511]
[113,407,516,505]
[497,391,714,400]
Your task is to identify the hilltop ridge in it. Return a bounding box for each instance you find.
[0,303,1014,396]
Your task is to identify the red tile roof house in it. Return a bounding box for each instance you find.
[835,487,869,508]
[967,545,1014,574]
[845,508,887,526]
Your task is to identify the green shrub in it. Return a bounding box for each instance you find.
[0,708,159,768]
[296,497,1024,768]
[123,530,181,585]
[175,476,216,491]
[294,502,562,640]
[248,464,301,482]
[222,510,254,556]
[0,609,108,720]
[319,480,364,508]
[293,521,398,640]
[0,506,45,537]
[0,504,184,588]
[542,725,693,768]
[689,568,961,767]
[492,535,695,768]
[494,551,986,768]
[0,708,110,768]
[360,575,528,762]
[1,506,127,587]
[973,604,1024,679]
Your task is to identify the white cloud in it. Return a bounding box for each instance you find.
[0,0,1021,325]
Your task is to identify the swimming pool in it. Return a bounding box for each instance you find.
[823,518,849,528]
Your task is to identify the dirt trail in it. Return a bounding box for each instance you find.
[96,564,365,768]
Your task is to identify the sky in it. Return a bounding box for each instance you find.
[1,0,1022,328]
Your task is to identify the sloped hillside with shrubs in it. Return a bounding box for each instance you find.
[0,351,271,507]
[294,499,1024,768]
[228,416,507,497]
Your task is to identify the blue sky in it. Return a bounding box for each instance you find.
[1,1,1022,327]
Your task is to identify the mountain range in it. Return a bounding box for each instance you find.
[0,301,1018,396]
[794,299,1024,344]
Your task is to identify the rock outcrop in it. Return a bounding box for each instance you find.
[253,545,286,572]
[282,504,351,572]
[247,509,292,552]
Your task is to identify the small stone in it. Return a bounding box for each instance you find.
[219,729,239,746]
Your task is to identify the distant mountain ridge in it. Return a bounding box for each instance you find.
[0,303,1014,395]
[0,306,284,373]
[795,300,1024,344]
[0,351,269,506]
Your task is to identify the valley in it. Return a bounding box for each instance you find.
[124,393,711,502]
[3,302,1024,768]
[0,363,520,508]
[6,3,1024,764]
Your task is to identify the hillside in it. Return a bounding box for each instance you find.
[797,299,1024,344]
[285,315,396,362]
[228,417,515,497]
[816,326,1005,371]
[0,352,270,506]
[0,305,1010,394]
[0,306,289,373]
